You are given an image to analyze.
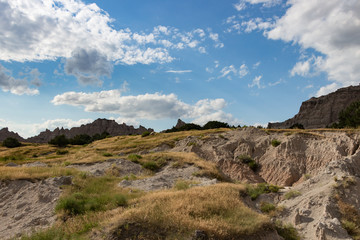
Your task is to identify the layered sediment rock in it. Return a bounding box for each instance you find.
[268,85,360,129]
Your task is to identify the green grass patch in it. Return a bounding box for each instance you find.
[246,183,280,200]
[260,202,276,213]
[237,155,259,172]
[56,176,130,217]
[271,139,281,147]
[127,154,142,163]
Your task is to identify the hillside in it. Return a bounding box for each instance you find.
[1,128,360,239]
[268,85,360,129]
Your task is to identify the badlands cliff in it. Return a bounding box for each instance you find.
[268,85,360,129]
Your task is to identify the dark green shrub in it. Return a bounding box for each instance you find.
[128,154,142,163]
[91,131,110,141]
[338,101,360,128]
[246,183,281,200]
[203,121,230,129]
[271,139,281,147]
[142,161,159,171]
[49,135,69,147]
[2,137,21,148]
[141,131,151,137]
[238,155,259,172]
[70,134,92,145]
[56,194,86,215]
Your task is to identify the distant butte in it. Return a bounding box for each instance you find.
[0,119,154,143]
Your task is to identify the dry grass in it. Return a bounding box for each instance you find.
[0,166,78,180]
[109,183,271,238]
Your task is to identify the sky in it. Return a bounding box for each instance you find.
[0,0,359,138]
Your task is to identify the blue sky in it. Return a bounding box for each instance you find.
[0,0,359,138]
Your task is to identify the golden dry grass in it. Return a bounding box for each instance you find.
[110,183,271,238]
[0,166,78,180]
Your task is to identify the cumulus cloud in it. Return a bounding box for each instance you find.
[315,83,340,97]
[0,0,223,87]
[51,90,235,122]
[266,0,360,89]
[0,64,39,95]
[65,48,112,85]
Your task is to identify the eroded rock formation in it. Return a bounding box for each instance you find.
[268,85,360,129]
[0,128,25,142]
[26,118,154,143]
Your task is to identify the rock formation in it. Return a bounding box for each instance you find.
[0,128,25,142]
[268,85,360,129]
[26,118,154,143]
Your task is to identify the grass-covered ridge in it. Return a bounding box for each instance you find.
[108,183,272,239]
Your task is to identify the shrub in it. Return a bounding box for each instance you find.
[102,152,113,157]
[338,101,360,128]
[237,155,259,172]
[142,161,159,171]
[2,137,21,148]
[271,139,281,147]
[70,134,92,145]
[246,183,280,200]
[260,202,276,213]
[141,131,151,137]
[49,135,69,147]
[128,154,142,163]
[203,121,230,129]
[284,190,301,200]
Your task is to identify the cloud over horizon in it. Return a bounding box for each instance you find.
[51,90,239,125]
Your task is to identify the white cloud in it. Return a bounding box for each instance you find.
[248,75,264,88]
[0,118,93,138]
[0,64,39,95]
[192,111,241,127]
[166,70,192,74]
[253,61,261,69]
[219,64,249,79]
[0,0,223,88]
[290,60,311,77]
[51,90,234,122]
[315,83,339,97]
[233,0,282,11]
[266,0,360,88]
[65,48,112,85]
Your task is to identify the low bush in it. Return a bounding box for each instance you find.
[142,161,159,171]
[128,154,142,163]
[237,155,259,172]
[271,139,281,147]
[141,131,151,137]
[260,202,276,213]
[246,183,280,200]
[49,135,69,147]
[2,137,21,148]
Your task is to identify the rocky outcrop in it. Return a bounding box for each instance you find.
[175,119,186,128]
[0,128,25,142]
[26,118,154,143]
[171,128,360,186]
[268,85,360,129]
